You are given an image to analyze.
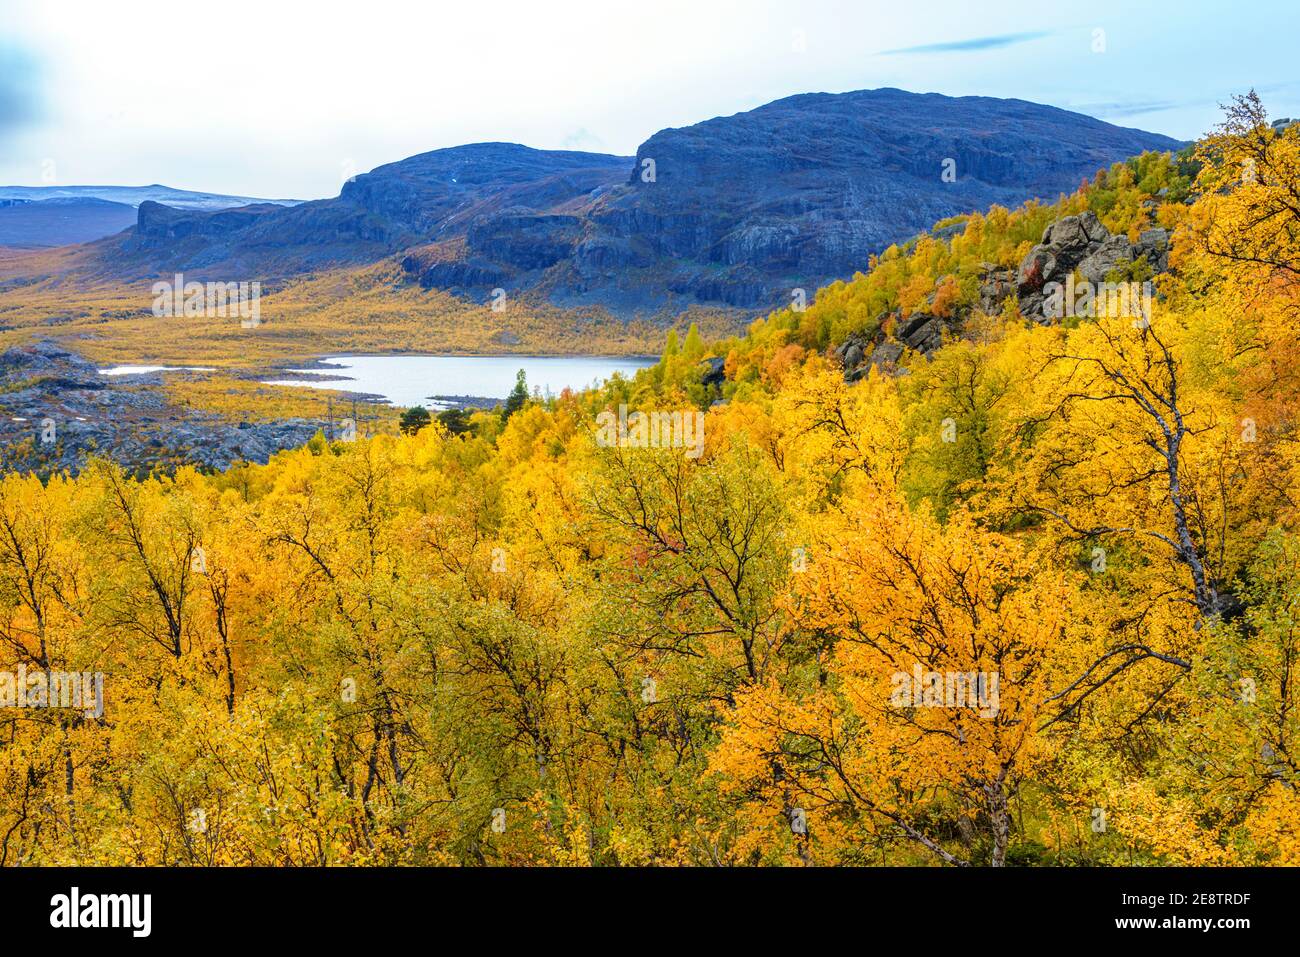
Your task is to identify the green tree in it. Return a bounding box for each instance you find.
[502,369,529,424]
[436,407,473,436]
[399,405,433,435]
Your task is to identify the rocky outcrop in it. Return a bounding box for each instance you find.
[465,210,585,270]
[834,209,1176,382]
[978,262,1018,314]
[135,200,285,242]
[407,257,510,290]
[0,342,329,476]
[896,312,956,353]
[834,326,907,381]
[1015,211,1170,320]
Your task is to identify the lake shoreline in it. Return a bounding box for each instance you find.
[262,353,659,408]
[284,351,659,367]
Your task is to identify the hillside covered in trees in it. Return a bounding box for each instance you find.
[1,95,1297,867]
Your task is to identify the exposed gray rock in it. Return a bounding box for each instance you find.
[834,325,912,382]
[1042,211,1105,252]
[979,265,1017,314]
[0,341,333,477]
[898,312,949,353]
[867,340,904,371]
[1078,234,1136,284]
[833,207,1178,384]
[1135,227,1170,272]
[1015,211,1171,321]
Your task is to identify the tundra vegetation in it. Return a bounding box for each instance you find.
[0,96,1297,866]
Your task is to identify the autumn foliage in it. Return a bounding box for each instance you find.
[1,98,1298,866]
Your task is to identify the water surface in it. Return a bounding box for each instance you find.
[264,354,657,407]
[100,364,216,376]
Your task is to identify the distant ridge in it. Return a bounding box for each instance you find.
[28,89,1185,313]
[0,184,303,211]
[0,185,303,248]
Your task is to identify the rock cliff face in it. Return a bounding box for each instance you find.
[575,89,1179,310]
[97,89,1182,314]
[119,144,630,279]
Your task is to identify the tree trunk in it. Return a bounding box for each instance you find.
[985,771,1011,867]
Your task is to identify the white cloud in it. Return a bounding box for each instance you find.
[0,0,1293,197]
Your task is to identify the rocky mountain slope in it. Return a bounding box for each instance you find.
[75,89,1183,314]
[550,89,1182,311]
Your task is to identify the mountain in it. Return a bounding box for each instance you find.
[572,89,1185,309]
[0,185,303,248]
[0,197,138,247]
[0,184,302,211]
[69,89,1184,312]
[120,146,631,278]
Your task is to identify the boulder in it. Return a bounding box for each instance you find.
[1041,211,1103,252]
[1019,212,1107,295]
[1015,211,1173,321]
[979,266,1016,314]
[1135,227,1170,272]
[1078,234,1135,284]
[868,340,904,368]
[1017,247,1056,292]
[900,315,947,353]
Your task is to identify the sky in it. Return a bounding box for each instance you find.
[0,0,1295,200]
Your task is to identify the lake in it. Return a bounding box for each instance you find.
[262,354,657,407]
[100,364,216,376]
